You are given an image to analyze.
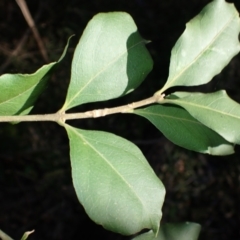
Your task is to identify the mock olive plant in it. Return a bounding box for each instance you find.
[0,0,239,239]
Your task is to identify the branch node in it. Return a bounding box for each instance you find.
[154,93,165,103]
[92,109,102,118]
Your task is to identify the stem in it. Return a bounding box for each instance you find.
[0,94,164,123]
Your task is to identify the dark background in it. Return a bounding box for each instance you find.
[0,0,240,239]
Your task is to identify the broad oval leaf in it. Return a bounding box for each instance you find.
[64,125,165,236]
[0,37,70,116]
[165,90,240,145]
[134,105,234,155]
[160,0,240,92]
[132,222,201,240]
[62,12,153,111]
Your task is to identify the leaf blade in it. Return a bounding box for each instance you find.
[134,105,234,155]
[0,37,71,116]
[132,222,201,240]
[165,90,240,144]
[65,125,165,235]
[161,0,240,91]
[157,222,201,240]
[62,12,153,110]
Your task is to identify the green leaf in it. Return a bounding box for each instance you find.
[0,229,13,240]
[132,222,201,240]
[165,90,240,145]
[134,105,234,155]
[20,230,35,240]
[160,0,240,92]
[64,125,165,236]
[62,12,153,111]
[157,222,201,240]
[0,37,71,116]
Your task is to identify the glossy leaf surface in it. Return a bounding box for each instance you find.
[65,125,165,235]
[135,105,234,155]
[0,38,70,116]
[132,222,201,240]
[165,90,240,144]
[161,0,240,92]
[62,12,153,111]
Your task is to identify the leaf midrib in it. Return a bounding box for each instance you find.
[136,110,204,126]
[0,63,55,106]
[168,97,240,121]
[66,39,146,108]
[165,11,237,89]
[71,127,150,214]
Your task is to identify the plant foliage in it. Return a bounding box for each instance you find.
[0,38,70,116]
[65,125,165,235]
[135,105,234,155]
[61,12,153,111]
[0,0,240,239]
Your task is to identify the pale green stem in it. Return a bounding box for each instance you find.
[0,94,164,124]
